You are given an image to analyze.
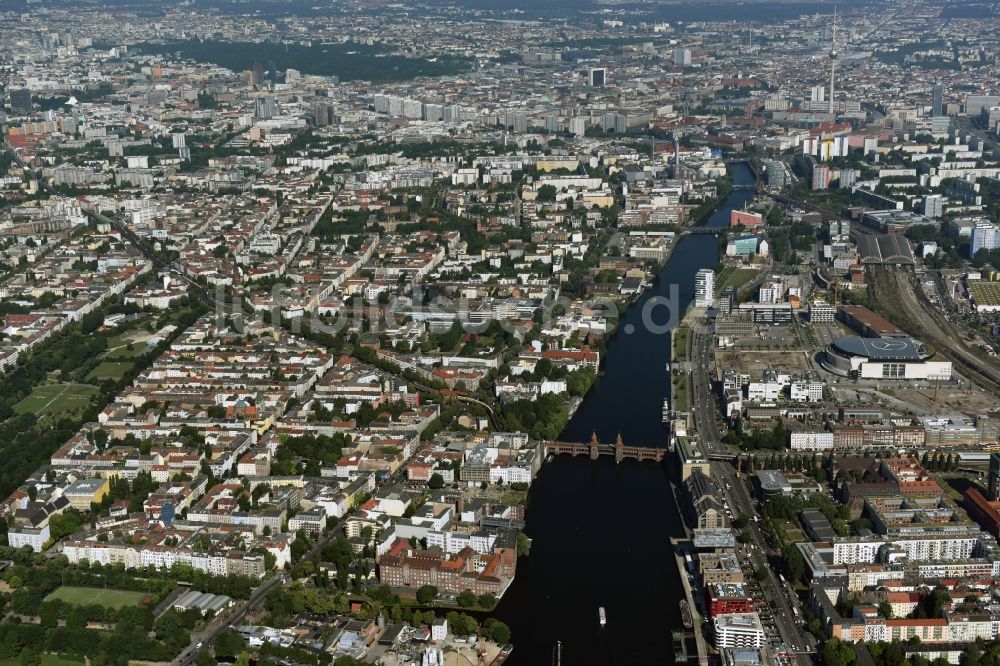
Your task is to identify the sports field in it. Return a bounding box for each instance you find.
[14,383,99,419]
[45,586,148,609]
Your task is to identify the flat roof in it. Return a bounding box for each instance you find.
[839,305,905,337]
[831,336,921,361]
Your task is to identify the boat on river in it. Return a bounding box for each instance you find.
[599,606,607,626]
[679,600,693,629]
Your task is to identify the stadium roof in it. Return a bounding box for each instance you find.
[857,233,915,265]
[831,336,921,360]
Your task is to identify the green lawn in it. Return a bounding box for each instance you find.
[45,586,149,609]
[717,268,760,293]
[14,383,99,419]
[672,326,690,363]
[0,655,84,666]
[86,360,133,381]
[104,333,150,358]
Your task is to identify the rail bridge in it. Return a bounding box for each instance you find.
[547,432,666,463]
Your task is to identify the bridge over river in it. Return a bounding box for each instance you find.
[547,432,666,463]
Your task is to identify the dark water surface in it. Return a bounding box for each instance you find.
[494,163,756,665]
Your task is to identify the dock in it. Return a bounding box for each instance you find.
[671,541,710,666]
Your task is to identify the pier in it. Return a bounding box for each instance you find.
[670,537,710,666]
[546,433,666,463]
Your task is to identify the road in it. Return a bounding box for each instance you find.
[174,575,284,665]
[689,316,724,453]
[713,462,813,666]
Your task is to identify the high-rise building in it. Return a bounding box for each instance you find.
[923,194,944,219]
[812,165,831,191]
[966,95,1000,117]
[839,168,857,189]
[255,95,277,120]
[932,84,944,117]
[990,452,1000,501]
[673,48,692,66]
[764,160,786,188]
[442,105,461,124]
[9,88,33,115]
[313,102,334,126]
[695,269,715,308]
[970,222,1000,259]
[810,86,826,103]
[589,68,606,87]
[568,117,586,135]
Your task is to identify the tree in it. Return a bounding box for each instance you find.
[821,638,857,666]
[428,473,445,490]
[456,590,476,608]
[536,184,557,202]
[214,628,245,659]
[416,585,437,604]
[195,651,217,666]
[478,593,496,609]
[482,617,510,644]
[782,543,806,585]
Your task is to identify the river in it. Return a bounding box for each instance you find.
[493,162,756,665]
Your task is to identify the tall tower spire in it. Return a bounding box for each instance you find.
[829,8,838,116]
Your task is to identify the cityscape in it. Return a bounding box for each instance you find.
[0,0,999,664]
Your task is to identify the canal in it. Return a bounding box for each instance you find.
[493,162,756,665]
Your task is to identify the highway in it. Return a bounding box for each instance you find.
[689,316,724,452]
[713,462,814,666]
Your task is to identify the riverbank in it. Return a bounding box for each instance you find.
[492,162,757,665]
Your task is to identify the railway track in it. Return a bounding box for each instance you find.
[867,265,1000,395]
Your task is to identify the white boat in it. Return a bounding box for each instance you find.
[599,607,607,626]
[661,398,671,422]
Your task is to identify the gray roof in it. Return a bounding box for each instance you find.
[831,336,920,360]
[857,233,915,265]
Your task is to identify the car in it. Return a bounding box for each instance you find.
[196,641,203,649]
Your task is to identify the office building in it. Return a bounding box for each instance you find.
[589,67,606,88]
[9,88,32,115]
[255,96,277,120]
[714,613,766,649]
[811,85,826,103]
[989,452,1000,501]
[313,102,334,126]
[932,84,944,117]
[695,268,715,308]
[673,48,692,66]
[966,95,1000,117]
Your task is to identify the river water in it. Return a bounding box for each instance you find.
[493,163,756,665]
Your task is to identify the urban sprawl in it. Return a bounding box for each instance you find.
[0,0,1000,665]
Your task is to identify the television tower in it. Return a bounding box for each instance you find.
[829,8,838,116]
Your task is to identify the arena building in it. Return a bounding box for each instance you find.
[821,336,952,380]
